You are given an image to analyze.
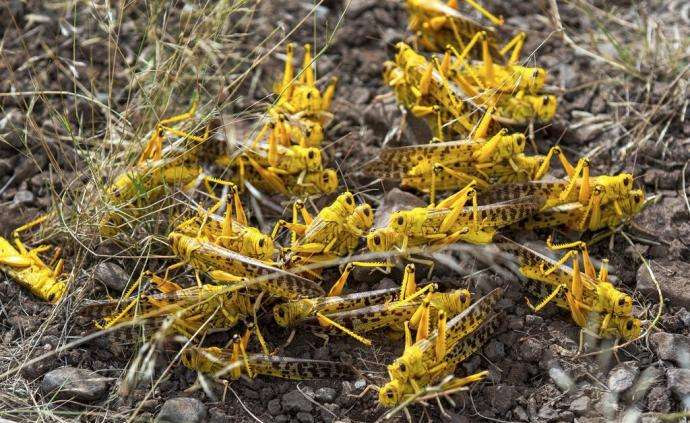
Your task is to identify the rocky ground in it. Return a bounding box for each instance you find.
[0,0,689,422]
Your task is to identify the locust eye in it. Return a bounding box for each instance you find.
[259,239,266,248]
[634,194,642,203]
[533,69,540,77]
[305,128,312,136]
[459,292,468,303]
[626,320,634,330]
[363,208,371,216]
[624,176,631,186]
[618,298,626,306]
[307,92,313,99]
[308,150,315,159]
[399,363,406,372]
[386,390,394,398]
[322,173,330,183]
[373,235,381,245]
[345,195,353,205]
[277,309,285,318]
[542,95,549,105]
[396,216,404,226]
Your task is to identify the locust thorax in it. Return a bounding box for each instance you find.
[435,288,472,314]
[168,232,201,261]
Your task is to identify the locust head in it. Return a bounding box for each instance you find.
[249,232,274,261]
[511,66,547,93]
[611,290,633,316]
[625,189,646,215]
[448,289,472,314]
[530,94,558,122]
[316,169,339,194]
[334,192,357,214]
[299,147,322,172]
[618,317,642,340]
[366,227,399,252]
[350,204,374,232]
[388,210,412,234]
[378,379,404,407]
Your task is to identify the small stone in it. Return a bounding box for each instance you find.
[92,262,130,292]
[274,415,289,423]
[282,390,313,413]
[537,404,558,421]
[354,379,366,390]
[608,361,639,393]
[208,407,230,423]
[462,355,481,374]
[13,189,34,205]
[519,337,543,362]
[483,340,505,362]
[296,412,314,423]
[513,406,528,421]
[650,332,690,366]
[667,368,690,404]
[483,385,517,414]
[549,365,575,392]
[349,87,370,105]
[41,366,109,403]
[647,386,671,413]
[508,316,524,330]
[637,260,690,308]
[315,387,337,403]
[558,411,574,422]
[525,315,544,325]
[598,391,620,418]
[155,397,207,423]
[569,395,590,414]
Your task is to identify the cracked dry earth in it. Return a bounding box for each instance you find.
[1,0,689,422]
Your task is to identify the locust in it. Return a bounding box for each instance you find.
[478,153,641,231]
[100,102,223,236]
[438,31,547,94]
[405,0,504,54]
[378,288,503,407]
[167,232,324,300]
[512,188,646,232]
[0,215,66,302]
[80,276,253,338]
[273,192,374,262]
[182,328,356,381]
[387,43,554,140]
[495,235,641,340]
[367,182,541,258]
[258,43,337,148]
[173,185,275,261]
[363,106,531,202]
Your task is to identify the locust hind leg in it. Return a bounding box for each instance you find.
[316,313,372,346]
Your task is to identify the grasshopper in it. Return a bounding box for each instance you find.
[378,288,503,407]
[100,102,225,236]
[273,192,374,261]
[495,235,641,340]
[182,329,356,381]
[479,152,641,231]
[438,31,547,95]
[387,43,554,140]
[0,215,65,302]
[80,276,253,338]
[167,232,324,300]
[173,185,275,261]
[405,0,504,54]
[369,182,540,255]
[513,188,646,232]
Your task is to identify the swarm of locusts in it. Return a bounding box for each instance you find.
[2,0,650,413]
